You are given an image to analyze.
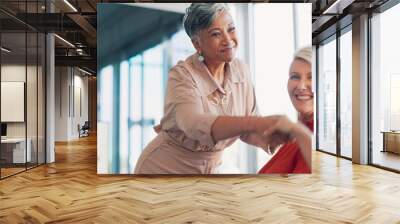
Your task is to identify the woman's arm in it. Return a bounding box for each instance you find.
[288,123,312,168]
[169,65,286,148]
[240,132,268,149]
[262,116,312,168]
[175,100,283,147]
[210,115,281,144]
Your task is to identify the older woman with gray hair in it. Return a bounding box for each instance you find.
[135,3,309,174]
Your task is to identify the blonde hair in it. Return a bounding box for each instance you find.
[294,46,312,64]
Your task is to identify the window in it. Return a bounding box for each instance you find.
[339,28,352,158]
[317,37,337,155]
[390,75,400,130]
[371,3,400,171]
[97,66,113,173]
[98,28,194,174]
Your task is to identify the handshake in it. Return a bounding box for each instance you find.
[153,114,309,155]
[240,115,297,154]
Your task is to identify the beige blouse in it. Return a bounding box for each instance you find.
[134,53,258,174]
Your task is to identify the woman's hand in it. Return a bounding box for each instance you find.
[262,115,296,137]
[261,115,312,168]
[240,132,283,154]
[240,132,269,151]
[255,116,293,147]
[240,116,293,154]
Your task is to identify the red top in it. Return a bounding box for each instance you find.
[258,118,313,174]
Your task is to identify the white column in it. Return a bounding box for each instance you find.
[45,0,56,163]
[352,14,369,164]
[46,32,55,163]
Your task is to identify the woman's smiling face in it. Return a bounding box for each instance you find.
[193,10,238,63]
[287,58,313,118]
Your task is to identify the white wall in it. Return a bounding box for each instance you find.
[55,66,69,141]
[1,65,36,137]
[71,72,89,138]
[55,67,89,141]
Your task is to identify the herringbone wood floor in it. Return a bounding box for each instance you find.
[0,135,400,224]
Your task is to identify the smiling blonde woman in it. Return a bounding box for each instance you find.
[259,47,313,174]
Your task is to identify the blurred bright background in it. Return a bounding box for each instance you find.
[97,3,311,174]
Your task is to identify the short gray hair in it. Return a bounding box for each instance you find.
[183,3,230,39]
[294,46,312,64]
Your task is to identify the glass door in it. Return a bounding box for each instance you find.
[0,0,47,179]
